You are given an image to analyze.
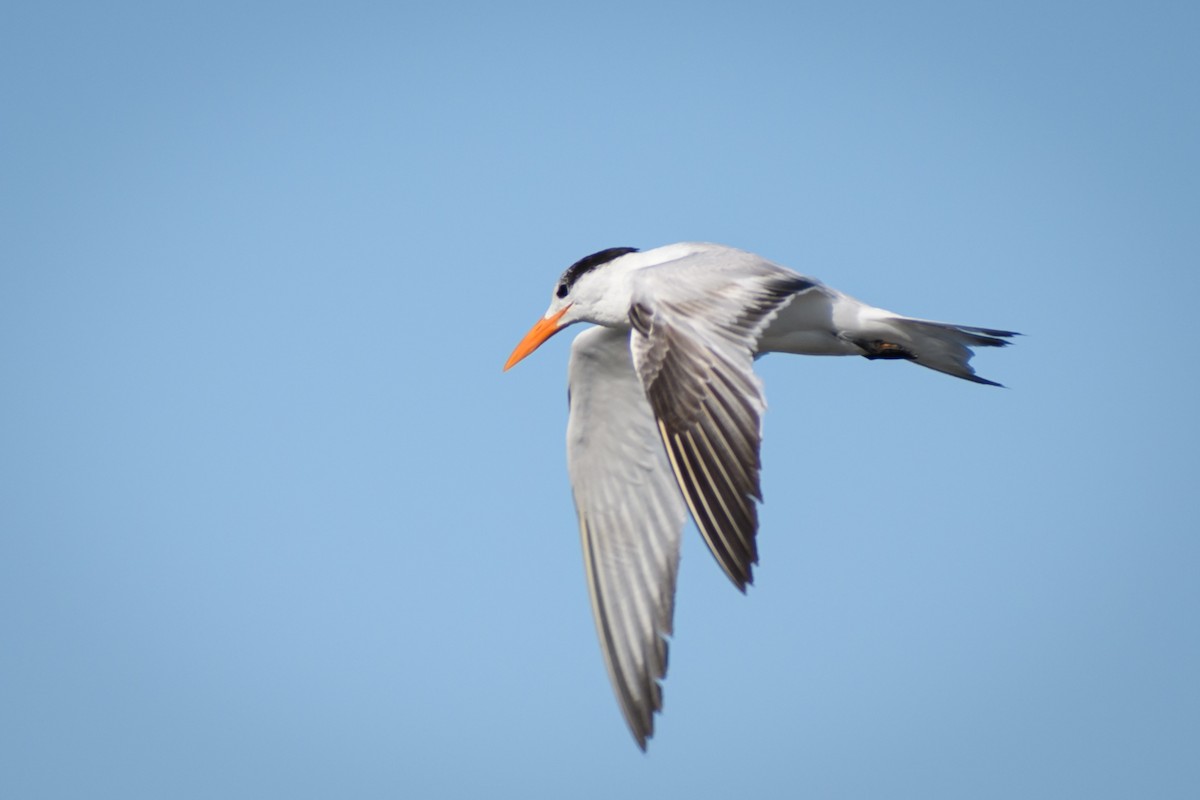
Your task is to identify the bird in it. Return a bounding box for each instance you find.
[503,242,1017,750]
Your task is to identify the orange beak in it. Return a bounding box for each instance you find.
[503,305,571,371]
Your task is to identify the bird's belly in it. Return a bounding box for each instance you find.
[756,289,860,356]
[757,329,856,356]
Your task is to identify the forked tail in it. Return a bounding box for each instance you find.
[860,317,1020,386]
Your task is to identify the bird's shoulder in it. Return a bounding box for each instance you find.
[629,244,814,321]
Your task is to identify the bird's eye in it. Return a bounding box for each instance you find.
[556,283,569,299]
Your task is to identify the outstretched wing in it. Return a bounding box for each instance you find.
[566,326,689,749]
[629,258,812,589]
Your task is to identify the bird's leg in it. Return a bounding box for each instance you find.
[855,339,917,361]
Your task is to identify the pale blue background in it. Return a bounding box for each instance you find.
[2,2,1197,798]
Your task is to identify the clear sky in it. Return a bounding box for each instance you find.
[2,1,1197,798]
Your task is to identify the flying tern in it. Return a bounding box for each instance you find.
[503,242,1017,749]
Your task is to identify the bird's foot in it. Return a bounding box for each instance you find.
[856,340,917,360]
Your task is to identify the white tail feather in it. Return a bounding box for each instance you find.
[877,317,1018,386]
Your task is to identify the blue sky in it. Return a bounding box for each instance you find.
[2,1,1197,797]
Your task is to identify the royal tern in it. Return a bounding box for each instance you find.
[504,242,1016,749]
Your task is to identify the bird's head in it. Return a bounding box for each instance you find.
[503,246,639,370]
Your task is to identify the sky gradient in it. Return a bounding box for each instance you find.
[2,2,1198,798]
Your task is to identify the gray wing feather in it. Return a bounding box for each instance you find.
[566,326,689,749]
[629,264,809,589]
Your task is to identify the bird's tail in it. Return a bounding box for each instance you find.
[861,316,1019,386]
